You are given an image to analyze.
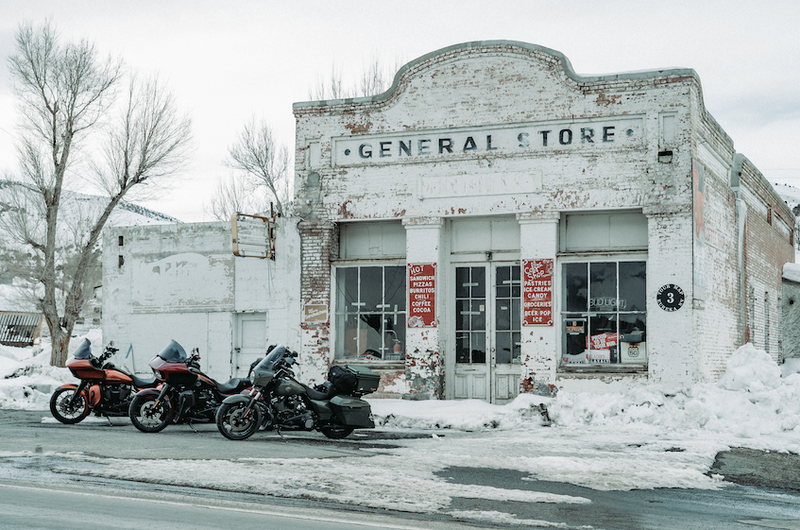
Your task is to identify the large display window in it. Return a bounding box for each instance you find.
[561,260,647,368]
[334,265,406,362]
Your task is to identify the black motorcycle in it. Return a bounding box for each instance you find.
[215,345,379,440]
[128,340,251,433]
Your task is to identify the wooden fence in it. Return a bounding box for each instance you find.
[0,312,44,347]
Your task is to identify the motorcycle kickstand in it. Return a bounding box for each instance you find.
[276,427,288,444]
[103,415,112,426]
[187,421,198,433]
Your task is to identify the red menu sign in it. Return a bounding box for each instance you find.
[408,263,436,328]
[523,259,553,326]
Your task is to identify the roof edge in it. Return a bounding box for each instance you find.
[292,40,698,110]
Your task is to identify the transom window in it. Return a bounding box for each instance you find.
[334,265,406,362]
[561,260,647,368]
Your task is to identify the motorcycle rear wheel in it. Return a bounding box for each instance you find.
[49,387,90,424]
[216,401,259,440]
[320,424,354,439]
[129,393,173,433]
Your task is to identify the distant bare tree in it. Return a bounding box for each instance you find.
[205,172,266,222]
[225,117,290,216]
[308,54,401,101]
[3,21,192,366]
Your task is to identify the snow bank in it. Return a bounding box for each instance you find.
[784,262,800,283]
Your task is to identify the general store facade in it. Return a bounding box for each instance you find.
[292,41,794,402]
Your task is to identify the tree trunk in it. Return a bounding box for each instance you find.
[47,318,69,367]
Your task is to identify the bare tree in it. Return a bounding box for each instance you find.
[309,54,402,101]
[4,21,192,366]
[205,172,266,222]
[225,117,289,216]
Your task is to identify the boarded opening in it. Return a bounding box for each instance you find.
[0,312,44,347]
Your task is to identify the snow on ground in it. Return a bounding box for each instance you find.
[2,332,800,518]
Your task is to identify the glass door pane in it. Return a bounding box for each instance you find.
[494,265,520,364]
[455,266,487,364]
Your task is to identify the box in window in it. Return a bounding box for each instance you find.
[562,352,589,364]
[589,349,611,364]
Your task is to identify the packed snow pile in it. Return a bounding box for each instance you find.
[0,329,102,410]
[2,332,800,444]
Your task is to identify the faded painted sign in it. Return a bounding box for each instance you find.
[408,263,436,328]
[303,304,328,323]
[332,116,645,166]
[522,259,553,326]
[692,160,706,300]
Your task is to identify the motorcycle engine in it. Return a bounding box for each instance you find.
[273,396,314,429]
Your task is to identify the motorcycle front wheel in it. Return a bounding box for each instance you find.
[129,393,173,433]
[216,401,260,440]
[49,387,90,424]
[320,424,354,439]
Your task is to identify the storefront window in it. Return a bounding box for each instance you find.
[561,261,646,368]
[334,265,406,362]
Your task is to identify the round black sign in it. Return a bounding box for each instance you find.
[657,284,685,312]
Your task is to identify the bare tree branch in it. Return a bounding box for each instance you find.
[225,117,289,215]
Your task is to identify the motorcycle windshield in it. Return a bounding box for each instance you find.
[72,339,93,359]
[254,345,286,373]
[157,340,188,363]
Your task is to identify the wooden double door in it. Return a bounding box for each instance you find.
[452,263,521,403]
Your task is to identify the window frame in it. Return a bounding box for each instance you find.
[557,253,648,373]
[331,260,407,367]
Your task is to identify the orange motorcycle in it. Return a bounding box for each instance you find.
[50,339,157,424]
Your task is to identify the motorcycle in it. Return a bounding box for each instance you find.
[128,340,251,433]
[215,344,379,441]
[50,339,157,424]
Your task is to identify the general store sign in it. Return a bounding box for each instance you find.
[408,263,436,328]
[522,259,553,326]
[332,116,644,167]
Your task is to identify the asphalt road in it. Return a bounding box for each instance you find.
[2,409,800,529]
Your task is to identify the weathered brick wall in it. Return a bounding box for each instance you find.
[297,220,337,384]
[690,108,740,382]
[739,156,795,361]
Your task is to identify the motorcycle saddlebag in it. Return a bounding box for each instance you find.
[328,365,380,396]
[329,395,374,428]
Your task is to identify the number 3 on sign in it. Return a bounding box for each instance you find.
[657,284,685,312]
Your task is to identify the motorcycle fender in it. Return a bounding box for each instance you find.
[88,384,102,407]
[133,388,162,399]
[221,394,252,405]
[57,383,79,391]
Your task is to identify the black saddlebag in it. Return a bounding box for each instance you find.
[328,365,380,396]
[329,395,374,428]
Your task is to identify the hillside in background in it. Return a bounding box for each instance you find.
[774,182,800,213]
[0,181,183,313]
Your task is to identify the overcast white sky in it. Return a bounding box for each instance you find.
[1,0,799,222]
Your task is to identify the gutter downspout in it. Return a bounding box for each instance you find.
[731,154,747,344]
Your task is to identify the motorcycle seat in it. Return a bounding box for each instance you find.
[131,374,157,388]
[217,378,250,394]
[305,381,336,401]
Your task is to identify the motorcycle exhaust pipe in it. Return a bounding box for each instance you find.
[285,413,314,429]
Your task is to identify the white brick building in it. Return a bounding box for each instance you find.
[292,41,794,402]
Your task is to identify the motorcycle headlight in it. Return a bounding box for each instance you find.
[154,370,165,380]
